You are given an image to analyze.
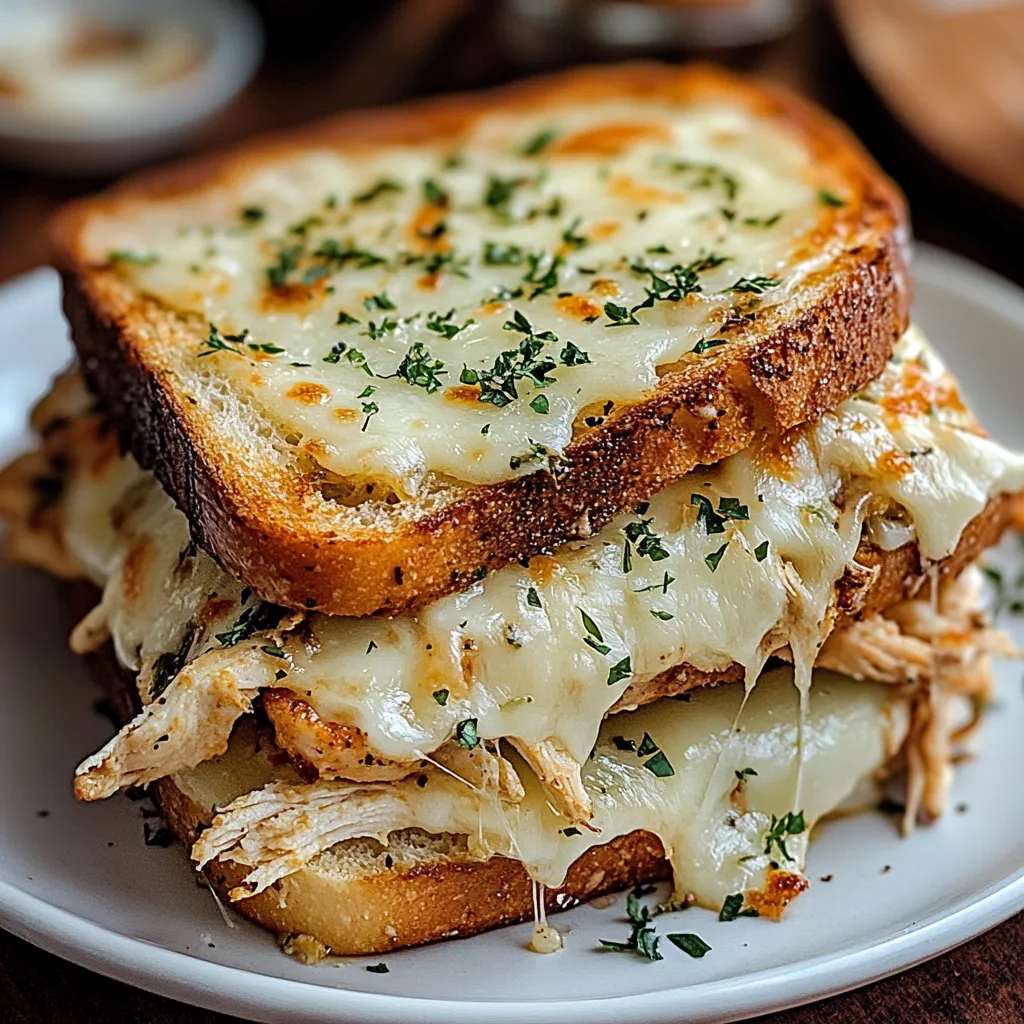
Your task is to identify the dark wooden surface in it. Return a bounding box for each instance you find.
[0,2,1021,1020]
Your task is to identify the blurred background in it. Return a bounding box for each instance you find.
[0,0,1022,287]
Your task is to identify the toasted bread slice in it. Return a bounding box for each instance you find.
[54,63,910,617]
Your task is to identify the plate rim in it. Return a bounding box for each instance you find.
[0,242,1022,1024]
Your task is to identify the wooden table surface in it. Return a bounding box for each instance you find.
[0,2,1021,1021]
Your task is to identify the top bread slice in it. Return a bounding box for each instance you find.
[53,63,910,617]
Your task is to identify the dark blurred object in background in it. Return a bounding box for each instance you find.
[500,0,802,69]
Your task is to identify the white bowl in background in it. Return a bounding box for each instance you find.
[0,0,263,175]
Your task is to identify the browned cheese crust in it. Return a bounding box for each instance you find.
[52,63,911,617]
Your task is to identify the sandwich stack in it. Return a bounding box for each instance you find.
[2,64,1022,959]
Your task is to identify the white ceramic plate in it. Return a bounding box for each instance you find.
[0,245,1021,1024]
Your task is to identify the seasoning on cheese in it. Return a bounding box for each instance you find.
[81,95,844,495]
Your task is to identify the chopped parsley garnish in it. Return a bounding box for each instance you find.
[366,640,377,653]
[108,250,159,266]
[432,689,449,706]
[561,216,588,250]
[667,160,739,201]
[667,933,711,959]
[353,178,403,204]
[526,586,542,608]
[650,609,674,621]
[742,211,783,228]
[509,441,550,471]
[362,318,399,342]
[260,645,286,658]
[530,393,550,414]
[240,205,265,224]
[484,174,527,218]
[323,342,373,374]
[366,963,389,974]
[422,178,449,206]
[336,310,360,325]
[691,336,728,355]
[577,608,610,656]
[360,399,379,432]
[363,291,396,311]
[705,543,728,572]
[818,188,846,207]
[265,243,303,287]
[607,656,632,686]
[461,328,557,407]
[199,324,283,359]
[604,301,639,327]
[719,893,758,922]
[559,340,590,366]
[690,493,748,535]
[562,826,582,837]
[729,275,781,294]
[764,810,806,861]
[483,241,526,266]
[635,572,675,594]
[521,128,557,156]
[735,767,758,782]
[622,502,670,569]
[754,540,770,562]
[151,624,197,699]
[637,732,659,757]
[599,892,662,961]
[454,718,479,748]
[394,342,446,392]
[643,751,675,777]
[522,251,563,297]
[214,601,287,648]
[425,308,474,340]
[613,736,636,752]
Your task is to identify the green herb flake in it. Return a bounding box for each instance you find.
[454,718,479,748]
[432,688,450,706]
[526,586,542,608]
[366,963,389,974]
[754,540,770,562]
[336,310,360,325]
[636,732,659,758]
[650,609,674,621]
[691,336,728,355]
[818,188,846,207]
[394,342,446,392]
[705,543,728,572]
[719,893,758,922]
[353,179,403,204]
[607,656,632,686]
[108,250,159,266]
[521,128,558,156]
[729,275,781,294]
[240,205,266,224]
[578,608,610,656]
[643,750,675,778]
[764,810,806,861]
[530,393,550,414]
[260,645,286,659]
[667,933,711,958]
[562,826,582,837]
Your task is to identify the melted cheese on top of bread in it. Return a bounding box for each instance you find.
[81,95,848,495]
[58,328,1024,773]
[188,667,907,911]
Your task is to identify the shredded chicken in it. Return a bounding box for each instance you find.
[509,738,594,825]
[814,617,933,683]
[192,780,425,900]
[74,646,280,800]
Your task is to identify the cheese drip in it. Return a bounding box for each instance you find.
[81,96,834,494]
[58,328,1024,774]
[188,668,906,910]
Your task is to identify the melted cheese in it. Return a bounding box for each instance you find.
[185,667,906,909]
[58,325,1024,774]
[59,328,1024,771]
[81,97,843,494]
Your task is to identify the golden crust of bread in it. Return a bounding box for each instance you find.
[53,63,911,617]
